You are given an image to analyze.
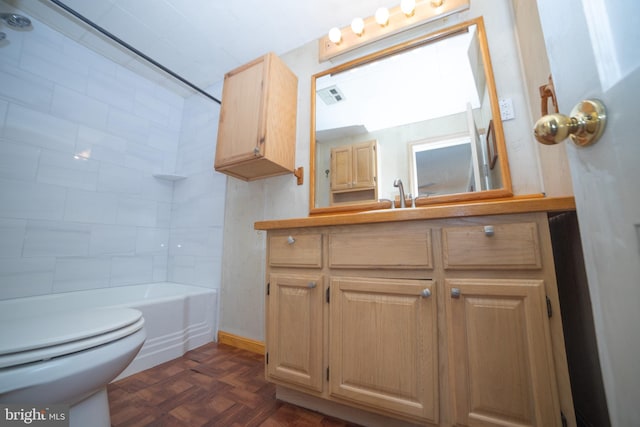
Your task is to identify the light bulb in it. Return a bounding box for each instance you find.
[400,0,416,16]
[375,7,390,26]
[328,27,342,44]
[351,17,365,36]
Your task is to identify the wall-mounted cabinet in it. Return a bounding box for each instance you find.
[214,52,298,181]
[330,140,377,205]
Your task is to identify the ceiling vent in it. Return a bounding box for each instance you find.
[317,85,346,105]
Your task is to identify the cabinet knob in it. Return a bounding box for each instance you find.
[287,236,295,245]
[308,282,317,289]
[484,225,495,236]
[421,288,432,298]
[451,288,461,298]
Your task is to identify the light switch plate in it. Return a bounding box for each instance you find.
[499,98,515,121]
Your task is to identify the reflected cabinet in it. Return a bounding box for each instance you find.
[264,213,576,426]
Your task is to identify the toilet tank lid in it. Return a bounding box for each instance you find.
[0,307,143,355]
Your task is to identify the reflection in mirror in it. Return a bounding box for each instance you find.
[310,17,512,214]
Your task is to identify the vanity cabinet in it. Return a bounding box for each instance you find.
[262,212,574,427]
[330,276,438,423]
[330,140,377,205]
[214,52,298,181]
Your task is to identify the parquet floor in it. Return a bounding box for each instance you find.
[107,342,360,427]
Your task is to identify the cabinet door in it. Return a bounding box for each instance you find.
[329,277,438,423]
[216,58,265,167]
[445,278,562,427]
[330,146,353,191]
[266,273,324,392]
[351,141,377,189]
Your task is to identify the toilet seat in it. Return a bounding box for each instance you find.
[0,308,144,369]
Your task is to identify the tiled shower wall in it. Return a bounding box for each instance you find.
[0,7,224,299]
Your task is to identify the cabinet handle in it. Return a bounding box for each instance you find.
[451,288,461,298]
[308,282,317,289]
[484,225,495,236]
[421,288,432,298]
[287,236,295,245]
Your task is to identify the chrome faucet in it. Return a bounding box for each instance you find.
[393,178,406,208]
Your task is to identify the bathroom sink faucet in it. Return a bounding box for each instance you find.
[393,178,406,208]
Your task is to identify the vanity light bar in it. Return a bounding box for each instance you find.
[319,0,470,62]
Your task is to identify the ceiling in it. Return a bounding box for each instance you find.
[4,0,399,96]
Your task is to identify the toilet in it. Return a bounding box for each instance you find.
[0,307,146,427]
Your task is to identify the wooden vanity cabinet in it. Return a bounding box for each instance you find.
[263,212,574,427]
[330,140,378,205]
[215,52,298,181]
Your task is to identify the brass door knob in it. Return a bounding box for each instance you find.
[534,99,606,147]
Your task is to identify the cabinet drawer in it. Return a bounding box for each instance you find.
[329,230,432,269]
[269,234,322,268]
[442,222,541,269]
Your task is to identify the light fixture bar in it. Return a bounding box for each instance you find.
[318,0,470,62]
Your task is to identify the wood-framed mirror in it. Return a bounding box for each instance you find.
[309,17,512,215]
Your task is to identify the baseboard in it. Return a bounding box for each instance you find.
[217,330,265,355]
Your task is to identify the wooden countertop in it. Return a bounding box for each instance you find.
[254,196,575,230]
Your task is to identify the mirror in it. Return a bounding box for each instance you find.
[310,17,512,214]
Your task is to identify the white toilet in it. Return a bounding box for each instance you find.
[0,307,146,427]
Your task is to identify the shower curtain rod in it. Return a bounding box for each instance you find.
[48,0,222,105]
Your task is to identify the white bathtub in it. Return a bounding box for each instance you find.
[0,282,218,380]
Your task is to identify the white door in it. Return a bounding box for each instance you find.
[536,1,640,426]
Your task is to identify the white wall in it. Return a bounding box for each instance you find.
[218,0,543,341]
[0,5,224,299]
[169,87,226,288]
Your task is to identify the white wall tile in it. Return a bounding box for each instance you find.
[0,218,26,258]
[86,69,135,113]
[136,227,169,255]
[152,254,168,282]
[75,126,127,165]
[19,50,88,94]
[0,257,55,299]
[170,226,223,258]
[23,220,91,257]
[51,85,109,130]
[117,196,157,227]
[141,176,174,204]
[107,107,150,142]
[53,257,111,292]
[37,150,99,191]
[0,179,66,220]
[4,104,78,153]
[0,140,40,181]
[0,99,7,124]
[64,189,118,224]
[110,255,154,286]
[97,163,143,195]
[134,89,172,125]
[89,225,137,256]
[156,202,172,228]
[0,66,55,110]
[124,140,164,173]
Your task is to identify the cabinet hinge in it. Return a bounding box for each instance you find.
[266,352,269,364]
[561,411,567,427]
[326,287,330,303]
[326,367,330,381]
[266,282,270,296]
[546,295,552,318]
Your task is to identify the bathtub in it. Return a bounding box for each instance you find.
[0,282,218,380]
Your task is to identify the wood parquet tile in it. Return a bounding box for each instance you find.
[108,342,361,427]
